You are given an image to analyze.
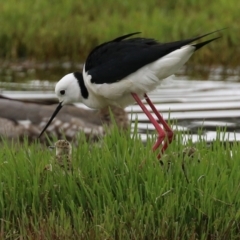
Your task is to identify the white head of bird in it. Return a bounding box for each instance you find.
[55,73,81,105]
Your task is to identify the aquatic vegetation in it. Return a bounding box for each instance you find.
[0,0,238,67]
[0,126,240,239]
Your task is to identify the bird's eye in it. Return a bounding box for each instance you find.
[60,90,65,95]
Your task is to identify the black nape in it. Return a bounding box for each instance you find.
[74,72,89,99]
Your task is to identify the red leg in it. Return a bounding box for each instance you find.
[131,93,173,159]
[144,94,174,157]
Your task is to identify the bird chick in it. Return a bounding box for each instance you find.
[51,139,72,171]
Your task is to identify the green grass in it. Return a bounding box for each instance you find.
[1,126,240,239]
[0,0,239,66]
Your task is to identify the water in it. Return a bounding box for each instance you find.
[0,60,83,85]
[1,62,240,143]
[1,60,240,86]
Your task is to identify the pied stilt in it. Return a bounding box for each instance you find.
[39,30,222,158]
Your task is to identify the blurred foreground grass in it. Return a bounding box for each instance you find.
[0,0,239,67]
[1,127,240,239]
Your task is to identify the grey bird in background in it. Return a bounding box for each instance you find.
[0,98,129,143]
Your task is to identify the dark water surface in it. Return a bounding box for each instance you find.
[1,60,240,86]
[1,62,240,143]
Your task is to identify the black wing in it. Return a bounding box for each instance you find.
[85,30,221,84]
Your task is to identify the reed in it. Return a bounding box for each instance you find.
[0,125,240,239]
[0,0,238,66]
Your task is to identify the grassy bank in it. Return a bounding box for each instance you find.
[1,127,240,239]
[0,0,239,66]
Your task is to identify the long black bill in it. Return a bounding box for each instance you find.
[38,102,63,138]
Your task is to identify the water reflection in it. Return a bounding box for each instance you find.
[1,63,240,143]
[1,60,240,86]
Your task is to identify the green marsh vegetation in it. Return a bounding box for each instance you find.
[0,0,239,68]
[1,127,240,239]
[1,1,240,238]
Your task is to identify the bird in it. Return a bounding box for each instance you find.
[0,98,129,143]
[49,139,73,171]
[39,30,222,158]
